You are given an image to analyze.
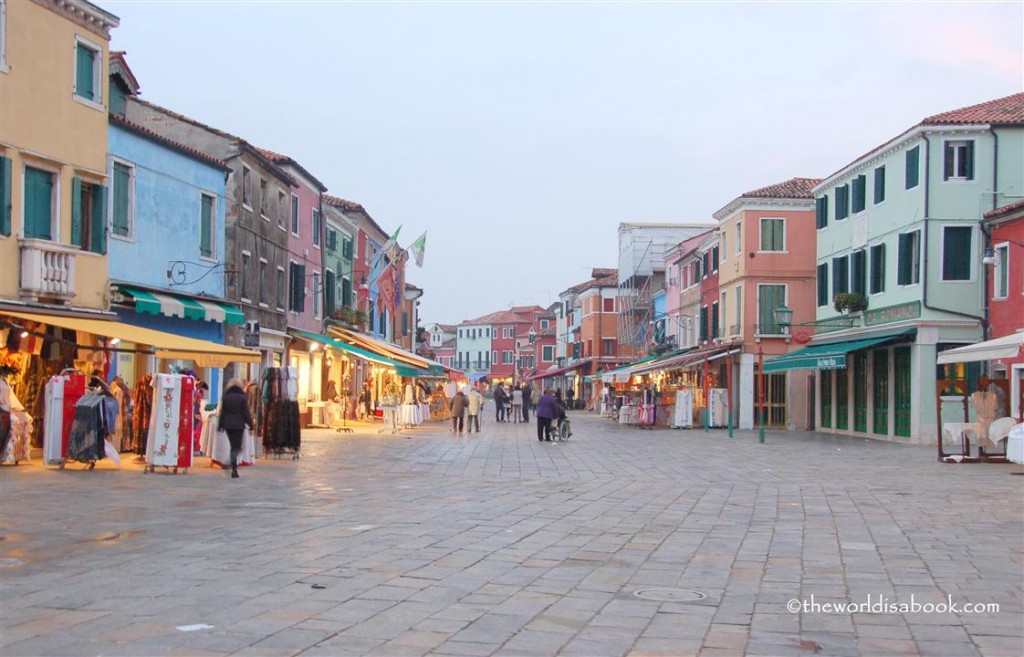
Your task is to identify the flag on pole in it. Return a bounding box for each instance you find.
[410,232,427,267]
[371,225,402,272]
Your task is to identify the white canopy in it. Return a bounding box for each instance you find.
[936,332,1024,365]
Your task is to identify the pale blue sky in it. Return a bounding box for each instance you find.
[105,0,1023,324]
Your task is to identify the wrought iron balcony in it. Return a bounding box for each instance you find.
[19,239,77,303]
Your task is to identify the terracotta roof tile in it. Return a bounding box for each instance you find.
[923,92,1024,126]
[253,146,327,192]
[322,194,365,212]
[741,177,823,199]
[109,113,230,171]
[984,199,1024,219]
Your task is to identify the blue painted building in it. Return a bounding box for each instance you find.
[105,55,240,400]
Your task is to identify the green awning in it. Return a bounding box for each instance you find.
[764,332,913,372]
[119,286,245,325]
[291,329,405,369]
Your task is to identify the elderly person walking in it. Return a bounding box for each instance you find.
[535,388,563,443]
[450,388,468,434]
[219,378,254,478]
[467,386,484,433]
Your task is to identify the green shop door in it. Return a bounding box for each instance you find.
[873,350,889,435]
[853,351,868,432]
[836,368,849,430]
[820,370,833,429]
[894,346,912,438]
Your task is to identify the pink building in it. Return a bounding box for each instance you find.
[983,200,1024,419]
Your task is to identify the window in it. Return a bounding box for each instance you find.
[342,237,353,259]
[993,244,1010,299]
[699,306,708,342]
[276,266,285,310]
[71,177,107,254]
[851,175,866,214]
[0,0,7,72]
[734,284,742,334]
[712,246,720,271]
[817,263,829,307]
[541,345,554,362]
[944,141,975,180]
[312,208,321,247]
[23,166,54,240]
[199,193,215,259]
[288,261,306,312]
[760,218,785,251]
[241,166,252,208]
[835,184,850,220]
[905,146,920,189]
[603,297,614,312]
[259,179,268,218]
[341,276,352,308]
[702,251,710,276]
[74,38,101,104]
[832,256,849,297]
[711,300,720,339]
[326,228,336,252]
[0,155,10,236]
[110,160,133,238]
[942,225,973,281]
[540,319,549,329]
[874,166,886,204]
[258,258,268,306]
[815,196,828,229]
[277,192,286,229]
[720,234,727,262]
[504,350,515,364]
[240,252,252,301]
[312,272,322,319]
[851,249,866,296]
[758,285,786,334]
[898,231,921,285]
[290,194,299,234]
[735,221,743,254]
[870,243,886,294]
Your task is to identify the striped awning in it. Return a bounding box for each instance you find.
[119,286,244,325]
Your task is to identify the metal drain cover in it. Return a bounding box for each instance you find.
[633,588,707,602]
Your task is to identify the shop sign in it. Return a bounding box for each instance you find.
[244,320,261,348]
[864,301,921,327]
[816,356,843,370]
[194,354,233,368]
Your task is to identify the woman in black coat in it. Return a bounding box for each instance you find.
[219,378,254,478]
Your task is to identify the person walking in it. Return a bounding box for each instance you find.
[450,389,467,434]
[467,386,484,433]
[522,382,533,422]
[493,383,508,423]
[536,388,562,442]
[511,386,523,423]
[565,387,575,411]
[218,378,254,478]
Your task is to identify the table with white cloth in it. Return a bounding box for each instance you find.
[200,410,255,467]
[401,404,421,427]
[618,404,637,425]
[1007,423,1024,465]
[419,402,431,422]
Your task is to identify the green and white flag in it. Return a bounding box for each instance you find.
[410,231,427,267]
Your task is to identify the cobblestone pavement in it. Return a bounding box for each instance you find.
[1,412,1022,657]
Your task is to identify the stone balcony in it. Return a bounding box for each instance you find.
[18,238,78,304]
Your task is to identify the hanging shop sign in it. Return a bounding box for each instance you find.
[244,320,261,348]
[863,301,921,327]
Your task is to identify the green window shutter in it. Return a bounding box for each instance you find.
[851,176,865,213]
[851,250,866,295]
[712,246,719,270]
[90,185,107,254]
[402,311,408,335]
[699,307,707,342]
[897,233,911,285]
[0,156,11,236]
[942,226,972,281]
[24,168,52,240]
[324,270,336,315]
[874,166,886,204]
[870,244,886,294]
[341,277,352,307]
[815,196,828,229]
[70,177,83,247]
[76,44,95,101]
[965,141,975,180]
[112,163,130,236]
[200,195,213,257]
[905,146,919,189]
[817,264,829,307]
[711,303,719,338]
[297,264,306,312]
[832,257,848,296]
[835,185,848,220]
[290,196,298,233]
[943,143,953,181]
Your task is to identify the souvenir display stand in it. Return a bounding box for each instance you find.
[43,370,87,467]
[262,367,301,459]
[0,376,32,465]
[672,389,694,428]
[143,373,194,474]
[200,408,256,468]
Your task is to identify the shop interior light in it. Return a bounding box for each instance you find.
[310,343,320,352]
[19,331,29,338]
[109,338,121,346]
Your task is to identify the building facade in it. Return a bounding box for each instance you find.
[983,200,1024,419]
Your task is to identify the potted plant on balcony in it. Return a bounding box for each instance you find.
[833,292,869,315]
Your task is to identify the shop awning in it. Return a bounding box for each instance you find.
[526,359,591,382]
[118,286,245,325]
[936,332,1024,365]
[600,354,662,383]
[2,310,260,366]
[290,329,404,369]
[328,326,431,371]
[763,331,914,373]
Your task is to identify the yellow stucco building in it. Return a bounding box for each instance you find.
[0,0,119,313]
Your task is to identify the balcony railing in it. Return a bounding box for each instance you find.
[19,239,77,303]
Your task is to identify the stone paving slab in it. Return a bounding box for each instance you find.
[1,413,1022,656]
